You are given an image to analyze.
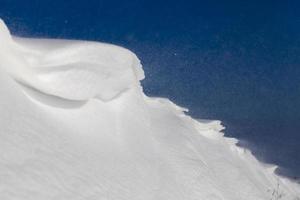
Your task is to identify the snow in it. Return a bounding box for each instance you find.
[0,19,299,199]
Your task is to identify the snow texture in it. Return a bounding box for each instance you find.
[0,19,299,199]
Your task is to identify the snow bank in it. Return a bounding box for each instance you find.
[0,19,299,200]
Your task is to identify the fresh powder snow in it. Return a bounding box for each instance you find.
[0,19,299,200]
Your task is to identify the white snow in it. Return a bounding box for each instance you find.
[0,19,299,199]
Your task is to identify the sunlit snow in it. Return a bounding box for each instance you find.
[0,19,299,199]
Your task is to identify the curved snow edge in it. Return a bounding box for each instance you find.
[0,19,145,101]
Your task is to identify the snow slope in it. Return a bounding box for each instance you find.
[0,19,299,199]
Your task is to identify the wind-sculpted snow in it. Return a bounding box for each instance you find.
[0,19,299,199]
[0,19,144,101]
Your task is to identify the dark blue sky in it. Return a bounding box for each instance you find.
[1,0,300,179]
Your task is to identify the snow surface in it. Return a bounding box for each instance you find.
[0,19,299,199]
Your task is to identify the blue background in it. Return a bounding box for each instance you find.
[1,0,299,179]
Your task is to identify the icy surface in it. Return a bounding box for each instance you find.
[0,19,299,199]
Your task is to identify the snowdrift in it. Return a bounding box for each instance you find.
[0,19,299,199]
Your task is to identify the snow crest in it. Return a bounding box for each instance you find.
[0,19,299,200]
[0,19,144,101]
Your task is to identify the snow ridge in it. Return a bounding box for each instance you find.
[0,19,144,101]
[0,19,299,200]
